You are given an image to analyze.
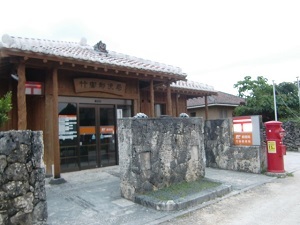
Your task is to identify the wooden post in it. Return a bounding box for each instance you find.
[136,79,140,114]
[150,79,155,117]
[44,71,54,176]
[176,93,179,116]
[166,82,172,115]
[133,99,138,115]
[52,68,61,178]
[17,63,27,130]
[205,95,208,120]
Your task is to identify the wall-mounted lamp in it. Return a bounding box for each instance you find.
[11,74,19,81]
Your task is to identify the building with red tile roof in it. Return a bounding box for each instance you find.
[187,91,245,119]
[0,34,218,177]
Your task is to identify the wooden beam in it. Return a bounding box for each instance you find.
[166,82,172,115]
[52,68,61,178]
[140,81,165,91]
[2,50,188,81]
[17,62,27,130]
[150,79,155,117]
[23,58,174,82]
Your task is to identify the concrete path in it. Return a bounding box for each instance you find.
[45,152,299,225]
[161,151,300,225]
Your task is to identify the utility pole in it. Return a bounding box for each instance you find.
[272,80,278,121]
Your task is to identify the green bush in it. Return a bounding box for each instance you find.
[0,92,12,127]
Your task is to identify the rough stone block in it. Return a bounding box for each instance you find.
[205,118,266,174]
[0,130,47,224]
[0,213,8,225]
[118,117,205,201]
[140,152,151,170]
[0,155,7,173]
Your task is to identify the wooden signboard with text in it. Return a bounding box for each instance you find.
[74,78,126,96]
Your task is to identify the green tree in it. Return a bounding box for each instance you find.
[233,76,299,122]
[0,92,12,127]
[276,82,299,119]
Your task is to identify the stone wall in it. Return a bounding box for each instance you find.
[118,117,205,201]
[282,121,300,152]
[0,130,47,225]
[204,119,267,173]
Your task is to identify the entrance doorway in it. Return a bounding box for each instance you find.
[79,105,117,169]
[59,96,132,172]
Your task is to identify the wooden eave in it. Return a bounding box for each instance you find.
[173,88,218,98]
[154,85,218,98]
[0,48,187,83]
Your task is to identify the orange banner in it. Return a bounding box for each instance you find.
[100,126,114,134]
[79,126,95,135]
[79,126,115,135]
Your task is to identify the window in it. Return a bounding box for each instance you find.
[219,109,228,118]
[58,102,79,171]
[117,105,132,118]
[190,112,196,117]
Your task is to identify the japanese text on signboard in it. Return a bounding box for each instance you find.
[234,133,253,145]
[233,116,253,146]
[74,78,126,96]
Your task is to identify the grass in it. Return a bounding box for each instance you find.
[286,172,294,177]
[143,179,221,201]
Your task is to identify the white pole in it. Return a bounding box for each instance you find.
[273,80,278,121]
[297,76,300,111]
[52,164,54,178]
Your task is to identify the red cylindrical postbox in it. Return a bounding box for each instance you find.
[264,121,286,173]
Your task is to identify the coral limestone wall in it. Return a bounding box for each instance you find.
[283,121,300,152]
[0,131,47,225]
[204,119,267,174]
[118,117,205,201]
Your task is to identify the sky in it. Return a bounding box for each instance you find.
[1,0,300,95]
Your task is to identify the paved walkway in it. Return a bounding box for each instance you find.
[45,152,300,225]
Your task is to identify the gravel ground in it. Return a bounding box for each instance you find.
[160,170,300,225]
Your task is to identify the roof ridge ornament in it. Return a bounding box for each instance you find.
[79,37,87,46]
[94,40,108,53]
[2,34,15,47]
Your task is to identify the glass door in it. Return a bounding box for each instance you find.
[59,96,131,172]
[79,106,97,169]
[78,104,117,169]
[99,106,117,167]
